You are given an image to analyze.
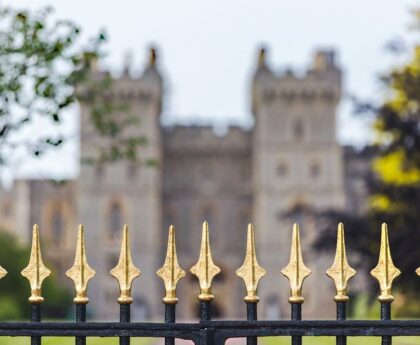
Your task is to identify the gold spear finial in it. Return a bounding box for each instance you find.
[156,225,186,304]
[281,223,311,304]
[110,225,141,304]
[370,223,401,303]
[21,225,51,304]
[0,265,6,280]
[190,221,221,302]
[236,224,267,303]
[65,225,96,304]
[326,223,357,302]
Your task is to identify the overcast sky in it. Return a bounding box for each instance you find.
[2,0,419,180]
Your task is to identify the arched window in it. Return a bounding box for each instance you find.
[293,119,304,140]
[51,208,64,246]
[109,202,123,240]
[277,162,288,177]
[310,162,320,178]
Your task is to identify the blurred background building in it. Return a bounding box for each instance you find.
[0,47,371,321]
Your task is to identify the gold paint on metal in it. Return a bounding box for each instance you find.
[0,265,6,280]
[370,223,401,303]
[326,223,357,302]
[190,221,221,302]
[281,223,311,304]
[21,224,51,304]
[156,225,186,304]
[66,225,96,304]
[110,225,141,304]
[236,223,266,303]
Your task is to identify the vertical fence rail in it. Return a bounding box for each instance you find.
[381,302,392,345]
[291,303,302,345]
[165,304,176,345]
[75,304,86,345]
[246,302,258,345]
[120,303,131,345]
[336,301,347,345]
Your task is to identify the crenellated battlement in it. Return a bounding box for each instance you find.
[252,48,341,113]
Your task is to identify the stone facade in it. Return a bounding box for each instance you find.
[0,48,370,321]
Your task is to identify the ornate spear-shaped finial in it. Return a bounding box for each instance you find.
[21,225,51,304]
[236,223,266,303]
[326,223,357,302]
[190,221,221,302]
[281,223,311,304]
[370,223,401,303]
[157,225,186,304]
[110,225,141,304]
[66,225,96,304]
[0,265,6,280]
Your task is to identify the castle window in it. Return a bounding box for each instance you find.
[96,164,104,178]
[51,208,64,246]
[109,202,123,240]
[293,119,304,140]
[128,164,138,178]
[310,162,320,178]
[277,163,288,177]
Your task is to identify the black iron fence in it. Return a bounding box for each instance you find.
[0,221,418,345]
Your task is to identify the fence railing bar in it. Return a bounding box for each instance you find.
[2,320,420,337]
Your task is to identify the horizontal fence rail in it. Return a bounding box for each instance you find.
[0,221,418,345]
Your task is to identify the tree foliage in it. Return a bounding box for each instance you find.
[0,6,149,166]
[316,41,420,310]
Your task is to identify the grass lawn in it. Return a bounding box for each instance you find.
[0,336,419,345]
[0,337,155,345]
[261,336,420,345]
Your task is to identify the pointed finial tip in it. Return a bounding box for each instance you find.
[371,223,400,303]
[157,225,185,304]
[236,224,266,302]
[22,225,51,304]
[281,223,310,304]
[258,47,267,67]
[110,226,141,304]
[149,47,157,67]
[191,221,220,302]
[66,225,96,304]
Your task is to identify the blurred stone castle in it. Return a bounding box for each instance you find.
[0,47,370,321]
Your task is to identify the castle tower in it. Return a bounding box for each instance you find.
[77,48,163,320]
[251,48,345,318]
